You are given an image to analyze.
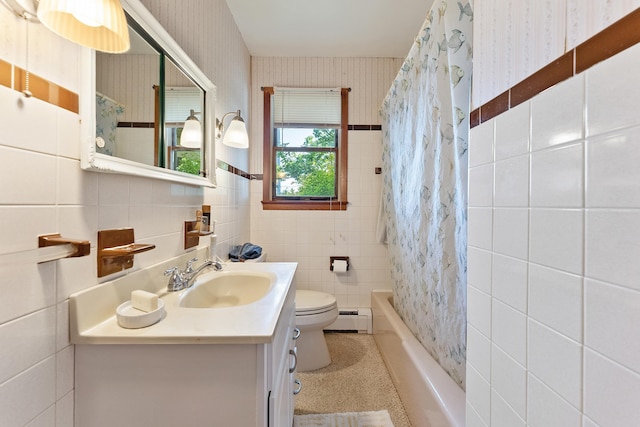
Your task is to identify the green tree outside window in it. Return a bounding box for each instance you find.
[276,128,337,197]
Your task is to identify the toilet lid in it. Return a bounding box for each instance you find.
[296,290,337,314]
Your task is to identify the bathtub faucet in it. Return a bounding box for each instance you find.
[164,257,222,292]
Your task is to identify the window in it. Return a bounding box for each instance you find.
[262,87,349,210]
[164,87,202,176]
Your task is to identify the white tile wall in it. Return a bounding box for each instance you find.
[467,247,492,294]
[530,143,583,208]
[467,41,640,427]
[530,75,584,152]
[528,320,582,408]
[468,207,494,251]
[529,208,583,274]
[495,102,530,161]
[491,345,526,418]
[250,131,390,308]
[494,155,529,207]
[493,208,529,260]
[468,163,493,207]
[467,402,489,427]
[491,389,526,427]
[0,1,251,425]
[528,264,582,341]
[585,209,640,290]
[584,279,640,374]
[467,364,492,424]
[492,300,527,364]
[527,374,581,427]
[584,349,640,427]
[492,254,527,313]
[586,40,640,138]
[467,285,492,339]
[587,127,640,208]
[0,357,55,426]
[469,119,495,167]
[467,324,492,381]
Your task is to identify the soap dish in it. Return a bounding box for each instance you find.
[116,299,165,329]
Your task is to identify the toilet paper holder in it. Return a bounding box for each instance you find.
[330,256,349,271]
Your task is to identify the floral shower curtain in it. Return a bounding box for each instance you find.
[96,92,125,156]
[380,0,472,389]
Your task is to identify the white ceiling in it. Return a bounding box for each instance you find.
[225,0,434,58]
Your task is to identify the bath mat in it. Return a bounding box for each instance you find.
[293,410,395,427]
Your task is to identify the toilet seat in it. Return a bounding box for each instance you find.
[296,290,337,315]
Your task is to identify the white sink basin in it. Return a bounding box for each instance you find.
[69,253,297,344]
[179,271,274,308]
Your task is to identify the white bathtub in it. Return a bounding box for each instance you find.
[371,290,465,427]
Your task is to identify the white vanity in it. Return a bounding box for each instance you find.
[70,255,299,427]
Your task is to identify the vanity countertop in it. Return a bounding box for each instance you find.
[69,260,297,345]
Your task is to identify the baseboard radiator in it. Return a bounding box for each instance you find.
[325,308,372,334]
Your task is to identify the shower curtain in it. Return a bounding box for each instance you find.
[96,92,125,156]
[380,0,472,388]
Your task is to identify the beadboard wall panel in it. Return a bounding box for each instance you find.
[96,54,157,122]
[473,0,640,108]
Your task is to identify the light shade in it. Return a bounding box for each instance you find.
[221,113,249,149]
[37,0,130,53]
[181,110,202,148]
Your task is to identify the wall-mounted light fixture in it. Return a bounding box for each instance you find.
[1,0,130,53]
[216,110,249,149]
[180,109,202,148]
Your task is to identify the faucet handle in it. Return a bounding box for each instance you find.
[185,257,198,273]
[164,267,184,291]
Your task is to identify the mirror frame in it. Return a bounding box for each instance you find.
[80,0,216,187]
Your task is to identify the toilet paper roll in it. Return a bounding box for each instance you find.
[333,260,348,273]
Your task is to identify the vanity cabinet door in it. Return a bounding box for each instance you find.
[268,287,297,427]
[75,344,262,427]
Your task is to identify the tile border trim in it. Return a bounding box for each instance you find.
[348,124,382,131]
[216,159,252,180]
[0,58,79,114]
[219,124,382,181]
[118,122,155,128]
[471,8,640,127]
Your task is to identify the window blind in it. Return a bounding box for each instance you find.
[165,87,202,123]
[273,88,341,126]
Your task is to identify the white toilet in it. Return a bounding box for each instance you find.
[295,290,339,372]
[246,252,338,371]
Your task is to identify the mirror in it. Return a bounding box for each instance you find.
[80,0,216,187]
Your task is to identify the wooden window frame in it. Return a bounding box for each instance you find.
[261,87,349,211]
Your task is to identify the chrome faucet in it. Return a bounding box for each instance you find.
[164,257,222,292]
[184,258,222,288]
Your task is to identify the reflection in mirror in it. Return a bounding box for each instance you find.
[95,22,204,176]
[95,25,159,165]
[164,60,204,176]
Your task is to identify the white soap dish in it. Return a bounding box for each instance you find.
[116,299,165,329]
